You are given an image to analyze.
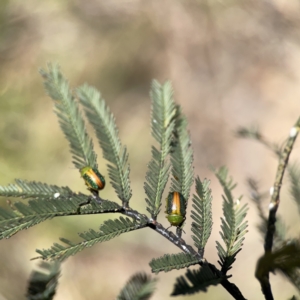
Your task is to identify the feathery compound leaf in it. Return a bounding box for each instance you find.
[26,261,60,300]
[116,272,157,300]
[171,264,226,296]
[149,253,199,274]
[288,163,300,214]
[0,192,121,239]
[0,179,73,199]
[77,85,132,203]
[170,106,194,201]
[256,241,300,292]
[247,178,287,247]
[247,178,268,237]
[236,125,282,156]
[214,167,248,273]
[35,217,146,261]
[285,270,300,292]
[40,64,97,170]
[191,177,213,253]
[144,80,176,218]
[235,126,263,141]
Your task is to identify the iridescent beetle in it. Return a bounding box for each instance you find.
[80,166,105,192]
[165,191,186,226]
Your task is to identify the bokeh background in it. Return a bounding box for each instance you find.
[0,0,300,299]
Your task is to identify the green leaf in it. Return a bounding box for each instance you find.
[0,179,72,199]
[26,261,60,300]
[77,85,132,203]
[246,178,268,237]
[256,241,300,292]
[171,264,225,296]
[40,64,97,170]
[170,105,194,201]
[149,253,199,274]
[116,273,157,300]
[0,188,121,239]
[247,178,287,246]
[144,80,176,218]
[191,177,213,253]
[283,270,300,292]
[236,126,282,156]
[235,126,262,140]
[35,217,147,261]
[288,163,300,214]
[214,166,248,273]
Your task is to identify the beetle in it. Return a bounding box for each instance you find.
[165,191,186,226]
[80,166,105,192]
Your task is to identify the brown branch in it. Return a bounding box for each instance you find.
[265,118,300,252]
[258,117,300,300]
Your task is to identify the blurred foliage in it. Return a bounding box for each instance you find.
[1,0,300,299]
[27,261,61,300]
[116,272,157,300]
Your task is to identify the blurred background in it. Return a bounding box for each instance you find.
[0,0,300,299]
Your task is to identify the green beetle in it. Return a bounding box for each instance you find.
[80,166,105,191]
[165,191,186,226]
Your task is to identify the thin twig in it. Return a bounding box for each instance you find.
[76,198,247,299]
[258,117,300,300]
[265,118,300,252]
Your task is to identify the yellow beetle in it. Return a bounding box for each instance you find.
[165,191,186,226]
[80,166,105,191]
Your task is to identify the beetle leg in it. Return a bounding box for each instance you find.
[76,190,103,214]
[91,190,103,204]
[176,227,182,238]
[76,197,92,214]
